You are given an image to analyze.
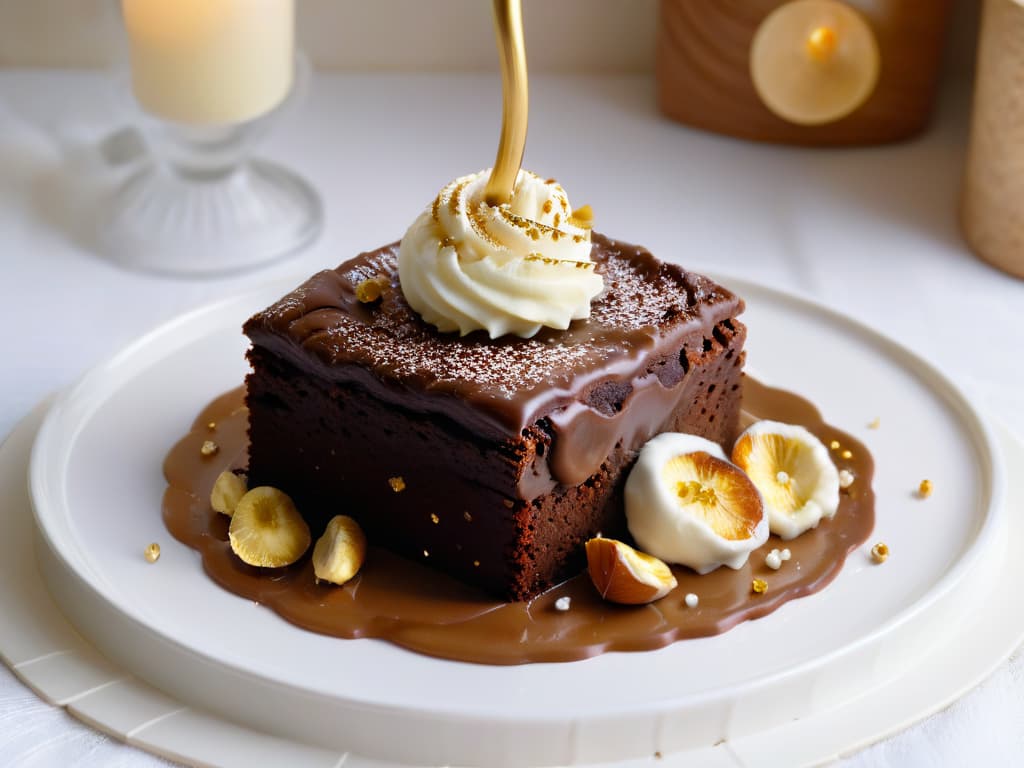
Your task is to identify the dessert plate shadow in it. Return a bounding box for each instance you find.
[25,274,1005,766]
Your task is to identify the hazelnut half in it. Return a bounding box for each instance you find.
[585,537,677,605]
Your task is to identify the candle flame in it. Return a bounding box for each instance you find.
[806,26,837,62]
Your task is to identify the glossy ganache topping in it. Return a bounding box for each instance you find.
[244,235,742,441]
[398,170,604,338]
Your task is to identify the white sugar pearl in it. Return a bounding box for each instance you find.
[839,469,855,489]
[765,551,782,570]
[554,596,571,612]
[776,470,790,484]
[684,593,699,608]
[781,548,792,561]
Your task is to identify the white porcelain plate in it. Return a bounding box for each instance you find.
[27,275,1005,767]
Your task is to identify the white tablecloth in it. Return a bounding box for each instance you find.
[1,70,1022,767]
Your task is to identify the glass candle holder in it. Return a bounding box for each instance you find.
[99,0,322,277]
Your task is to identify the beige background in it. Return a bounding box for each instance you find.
[0,0,980,75]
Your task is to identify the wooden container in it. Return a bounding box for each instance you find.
[961,0,1024,279]
[656,0,954,146]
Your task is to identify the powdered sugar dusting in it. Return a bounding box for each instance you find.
[249,234,737,404]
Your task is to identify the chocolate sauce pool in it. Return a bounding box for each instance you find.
[163,378,874,665]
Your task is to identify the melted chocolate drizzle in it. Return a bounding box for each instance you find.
[163,380,874,666]
[243,234,742,442]
[245,235,747,492]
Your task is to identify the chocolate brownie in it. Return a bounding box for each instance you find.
[243,233,746,600]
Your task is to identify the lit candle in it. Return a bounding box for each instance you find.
[121,0,295,125]
[749,0,880,126]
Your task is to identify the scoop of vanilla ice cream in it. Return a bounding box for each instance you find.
[398,169,603,338]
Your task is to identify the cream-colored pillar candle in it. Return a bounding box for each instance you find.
[962,0,1024,279]
[122,0,294,125]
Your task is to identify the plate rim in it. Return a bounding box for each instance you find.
[26,271,1006,721]
[4,401,1023,767]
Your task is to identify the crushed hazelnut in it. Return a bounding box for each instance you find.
[388,476,406,493]
[463,511,473,522]
[918,479,933,498]
[780,548,791,561]
[430,513,440,524]
[838,469,855,489]
[752,578,768,595]
[871,542,889,563]
[473,559,480,567]
[144,542,161,563]
[765,550,782,570]
[356,277,385,303]
[200,440,219,457]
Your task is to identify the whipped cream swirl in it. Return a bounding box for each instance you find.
[398,169,603,338]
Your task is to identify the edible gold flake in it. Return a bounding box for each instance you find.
[871,542,889,563]
[523,254,595,270]
[448,179,468,215]
[144,542,161,563]
[918,479,933,498]
[568,203,593,228]
[840,449,853,460]
[430,513,440,524]
[464,510,474,521]
[751,578,767,595]
[388,476,406,493]
[200,440,219,457]
[356,278,383,304]
[868,417,880,429]
[829,440,841,450]
[206,421,217,431]
[473,559,481,567]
